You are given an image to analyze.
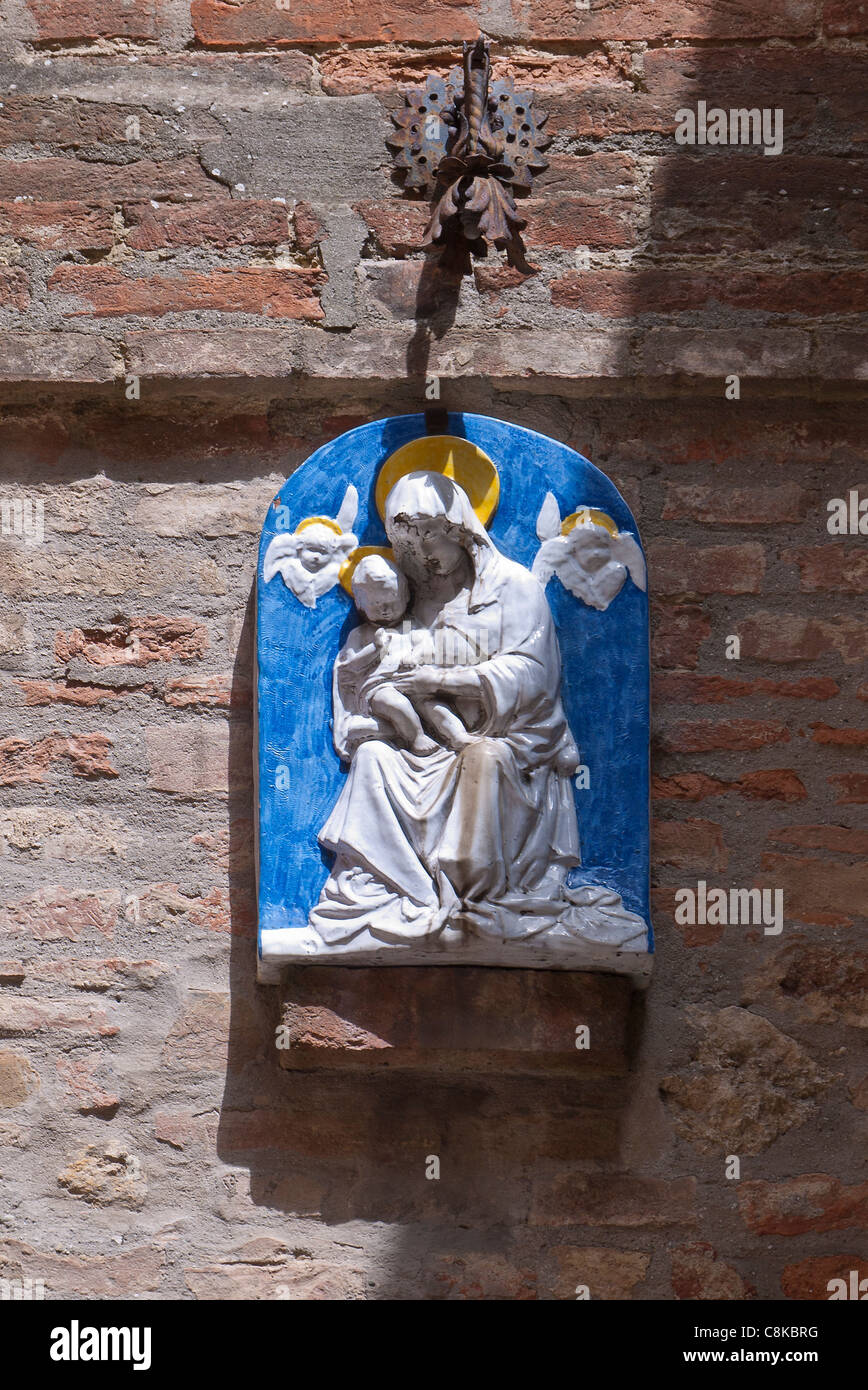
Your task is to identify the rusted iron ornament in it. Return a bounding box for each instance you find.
[388,36,550,270]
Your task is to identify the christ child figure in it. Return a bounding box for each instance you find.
[343,553,472,755]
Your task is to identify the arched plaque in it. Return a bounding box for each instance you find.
[256,413,652,981]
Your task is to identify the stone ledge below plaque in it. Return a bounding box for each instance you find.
[277,967,636,1075]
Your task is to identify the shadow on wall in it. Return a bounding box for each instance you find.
[218,530,649,1297]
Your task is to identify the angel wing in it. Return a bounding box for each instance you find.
[612,530,647,592]
[335,484,358,534]
[535,491,562,542]
[262,531,301,585]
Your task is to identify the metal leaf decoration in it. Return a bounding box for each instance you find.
[388,36,550,269]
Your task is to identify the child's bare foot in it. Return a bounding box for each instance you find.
[411,732,439,755]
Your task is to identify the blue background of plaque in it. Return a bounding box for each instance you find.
[256,412,651,958]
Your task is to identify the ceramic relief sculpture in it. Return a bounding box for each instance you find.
[256,414,652,981]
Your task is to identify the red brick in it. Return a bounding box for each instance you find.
[824,0,868,33]
[56,616,208,666]
[164,676,239,709]
[0,733,117,784]
[652,772,729,802]
[364,260,464,320]
[644,42,865,110]
[546,1246,650,1301]
[811,723,868,747]
[540,152,638,197]
[524,196,637,251]
[473,264,530,295]
[17,680,140,707]
[49,265,324,321]
[154,1111,217,1151]
[648,542,765,595]
[740,612,868,664]
[191,817,255,876]
[25,0,159,40]
[650,156,867,255]
[738,769,808,801]
[544,88,673,141]
[651,600,710,669]
[523,0,817,41]
[760,852,868,927]
[355,200,430,258]
[0,159,216,203]
[0,202,114,252]
[56,1056,119,1116]
[0,98,165,149]
[653,673,839,703]
[659,719,790,753]
[293,201,324,253]
[0,997,113,1037]
[651,769,808,802]
[0,888,120,942]
[768,825,868,854]
[781,1255,868,1300]
[744,940,868,1028]
[663,482,811,524]
[653,819,728,872]
[741,1177,868,1235]
[125,200,288,251]
[830,773,868,804]
[672,1243,755,1300]
[192,0,483,44]
[428,1254,537,1301]
[322,48,623,97]
[531,1173,696,1228]
[0,1239,164,1296]
[551,269,868,317]
[0,269,30,311]
[785,547,868,593]
[31,958,167,990]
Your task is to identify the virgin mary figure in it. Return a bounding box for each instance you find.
[308,468,646,953]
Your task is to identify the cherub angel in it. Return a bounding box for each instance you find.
[262,484,359,609]
[531,492,646,611]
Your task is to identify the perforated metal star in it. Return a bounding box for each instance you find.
[388,37,550,270]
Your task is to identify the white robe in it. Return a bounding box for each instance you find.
[309,537,645,950]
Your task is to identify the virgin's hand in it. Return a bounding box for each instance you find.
[390,666,441,698]
[392,666,481,699]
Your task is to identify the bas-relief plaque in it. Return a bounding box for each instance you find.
[256,414,652,982]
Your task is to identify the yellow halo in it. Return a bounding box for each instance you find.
[561,507,619,538]
[296,516,343,536]
[375,436,499,526]
[339,545,397,595]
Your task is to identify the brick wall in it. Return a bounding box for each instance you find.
[0,0,865,1300]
